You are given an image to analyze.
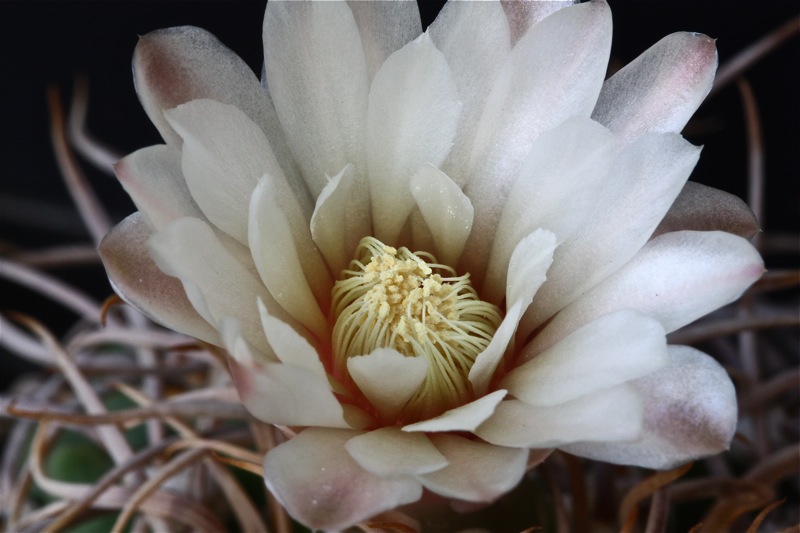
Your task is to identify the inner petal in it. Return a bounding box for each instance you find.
[331,237,502,422]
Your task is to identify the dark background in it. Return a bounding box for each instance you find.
[1,1,798,389]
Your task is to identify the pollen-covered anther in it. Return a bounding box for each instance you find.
[332,236,502,421]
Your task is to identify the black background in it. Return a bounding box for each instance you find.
[1,1,798,388]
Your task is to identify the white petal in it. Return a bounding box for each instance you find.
[410,164,473,266]
[257,298,328,380]
[475,385,643,448]
[264,428,422,530]
[347,348,429,422]
[148,217,290,354]
[562,346,737,469]
[461,0,611,279]
[521,132,701,336]
[248,174,331,339]
[483,117,615,303]
[429,0,511,188]
[532,231,764,355]
[347,0,422,81]
[469,229,556,396]
[403,390,507,433]
[263,0,369,198]
[310,164,372,276]
[366,33,462,244]
[98,213,219,345]
[164,99,297,244]
[221,318,348,428]
[418,434,528,502]
[500,0,577,44]
[114,145,203,231]
[653,181,760,239]
[507,310,667,404]
[592,32,717,140]
[345,428,448,477]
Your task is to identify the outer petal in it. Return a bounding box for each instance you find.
[592,32,717,140]
[98,213,219,345]
[531,231,765,355]
[148,217,295,354]
[402,390,507,433]
[410,164,474,267]
[264,428,422,530]
[347,0,422,81]
[417,434,528,502]
[222,318,349,429]
[652,181,760,239]
[366,33,462,244]
[521,132,701,336]
[469,229,556,395]
[508,310,667,404]
[345,427,448,476]
[462,0,611,279]
[113,145,203,231]
[562,345,738,469]
[429,0,511,188]
[500,0,577,44]
[347,348,429,422]
[263,0,369,198]
[164,99,301,244]
[475,385,643,448]
[249,175,331,339]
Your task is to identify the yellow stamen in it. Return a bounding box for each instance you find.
[331,237,502,421]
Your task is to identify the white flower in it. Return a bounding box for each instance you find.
[99,1,764,529]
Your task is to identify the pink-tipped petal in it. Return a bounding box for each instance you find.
[561,345,738,469]
[501,0,577,44]
[366,33,462,244]
[345,428,448,476]
[531,230,765,355]
[593,32,717,140]
[475,385,643,448]
[113,145,203,231]
[418,434,528,502]
[98,213,219,345]
[508,310,667,404]
[653,181,760,239]
[264,428,422,530]
[403,390,507,433]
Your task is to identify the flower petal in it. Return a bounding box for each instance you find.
[310,164,372,276]
[483,117,615,303]
[501,0,577,44]
[561,345,737,469]
[221,318,348,428]
[148,217,294,354]
[345,427,448,476]
[257,298,327,380]
[531,230,765,355]
[402,389,507,433]
[469,229,556,395]
[521,131,701,335]
[507,310,667,405]
[248,174,331,339]
[410,164,474,267]
[475,385,643,448]
[429,0,511,187]
[263,0,369,198]
[347,348,429,422]
[164,99,303,244]
[98,213,219,345]
[264,428,422,530]
[652,181,760,239]
[347,0,422,81]
[592,32,717,140]
[462,0,611,279]
[366,33,462,244]
[417,434,528,502]
[114,145,203,231]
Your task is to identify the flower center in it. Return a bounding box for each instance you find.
[331,236,502,420]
